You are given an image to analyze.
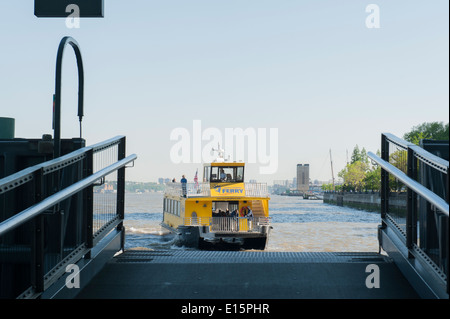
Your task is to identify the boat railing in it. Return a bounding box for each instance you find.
[244,182,269,197]
[164,182,210,197]
[184,216,271,233]
[165,182,269,198]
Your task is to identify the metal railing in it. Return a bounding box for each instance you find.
[369,132,448,297]
[165,182,269,198]
[184,216,271,233]
[244,182,269,197]
[0,136,136,299]
[165,182,210,197]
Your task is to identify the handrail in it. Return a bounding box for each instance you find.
[164,182,269,198]
[90,135,123,152]
[0,135,125,194]
[0,166,36,195]
[383,132,412,149]
[0,154,137,236]
[184,216,271,232]
[368,151,449,216]
[383,132,449,172]
[409,144,449,174]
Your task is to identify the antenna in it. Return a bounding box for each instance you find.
[211,143,225,162]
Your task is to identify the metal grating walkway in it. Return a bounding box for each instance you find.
[112,250,389,264]
[75,249,419,299]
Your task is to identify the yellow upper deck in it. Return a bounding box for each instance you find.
[207,162,245,167]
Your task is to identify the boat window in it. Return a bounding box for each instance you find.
[203,166,210,182]
[236,166,244,182]
[212,201,239,216]
[210,166,244,182]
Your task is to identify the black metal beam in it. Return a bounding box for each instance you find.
[380,134,389,222]
[35,0,104,18]
[31,168,44,293]
[116,137,126,229]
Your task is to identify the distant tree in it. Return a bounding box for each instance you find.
[350,145,369,164]
[360,147,369,164]
[321,183,334,191]
[351,145,361,164]
[338,161,369,192]
[364,166,381,192]
[403,122,449,145]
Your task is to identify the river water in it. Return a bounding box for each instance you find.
[123,192,381,252]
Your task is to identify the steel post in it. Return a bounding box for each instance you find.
[116,137,126,224]
[380,134,389,222]
[31,168,44,293]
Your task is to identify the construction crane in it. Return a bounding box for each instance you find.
[330,149,335,190]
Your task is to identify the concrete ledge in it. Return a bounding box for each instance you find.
[324,193,406,213]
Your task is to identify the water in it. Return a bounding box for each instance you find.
[123,193,381,252]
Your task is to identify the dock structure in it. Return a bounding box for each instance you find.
[1,131,448,300]
[0,38,448,299]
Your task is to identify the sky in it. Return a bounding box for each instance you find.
[0,1,448,185]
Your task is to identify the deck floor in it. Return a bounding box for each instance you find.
[75,250,419,299]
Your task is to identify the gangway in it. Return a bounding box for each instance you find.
[1,132,447,299]
[0,36,448,300]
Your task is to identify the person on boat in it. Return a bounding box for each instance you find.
[220,169,226,181]
[230,209,238,231]
[245,206,253,218]
[245,206,253,230]
[172,178,176,183]
[181,175,187,197]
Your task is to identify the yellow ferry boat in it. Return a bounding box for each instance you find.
[161,154,271,250]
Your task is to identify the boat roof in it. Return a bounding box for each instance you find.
[204,162,245,167]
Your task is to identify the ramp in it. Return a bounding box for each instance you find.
[75,250,419,299]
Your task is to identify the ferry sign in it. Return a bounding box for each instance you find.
[210,183,246,197]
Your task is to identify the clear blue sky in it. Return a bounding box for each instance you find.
[1,1,448,184]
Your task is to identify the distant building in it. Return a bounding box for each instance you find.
[297,164,309,193]
[273,180,289,187]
